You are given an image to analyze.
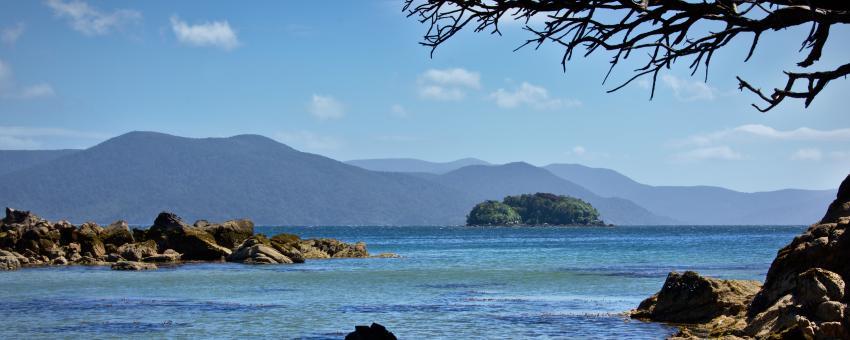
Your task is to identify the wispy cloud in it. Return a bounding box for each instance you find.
[390,104,409,118]
[661,75,715,101]
[308,94,345,120]
[0,60,55,100]
[45,0,141,36]
[1,22,25,44]
[274,131,342,151]
[570,146,586,156]
[418,68,480,101]
[790,148,822,161]
[0,126,109,149]
[170,16,239,51]
[672,146,743,162]
[685,124,850,147]
[490,82,580,110]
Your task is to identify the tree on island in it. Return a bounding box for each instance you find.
[404,0,849,112]
[467,193,605,226]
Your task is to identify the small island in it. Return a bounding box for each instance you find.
[466,193,606,226]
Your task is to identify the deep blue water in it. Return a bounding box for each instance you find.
[0,225,805,339]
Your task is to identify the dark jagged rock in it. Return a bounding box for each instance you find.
[821,174,850,224]
[146,212,231,261]
[111,261,157,271]
[344,323,397,340]
[268,233,305,263]
[3,208,41,225]
[632,271,761,324]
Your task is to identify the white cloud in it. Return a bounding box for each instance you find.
[672,146,743,162]
[45,0,140,36]
[571,146,586,156]
[308,94,345,120]
[1,23,25,44]
[0,126,108,149]
[18,84,55,99]
[274,131,342,151]
[170,16,239,51]
[828,151,850,161]
[661,75,716,101]
[0,60,55,100]
[790,148,823,161]
[686,124,850,147]
[418,68,479,101]
[490,82,580,110]
[419,85,465,101]
[421,68,480,88]
[390,104,409,118]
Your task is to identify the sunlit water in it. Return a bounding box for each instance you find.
[0,225,805,339]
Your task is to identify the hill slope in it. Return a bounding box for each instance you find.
[0,149,80,176]
[544,163,835,225]
[0,132,470,225]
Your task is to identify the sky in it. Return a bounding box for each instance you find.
[0,0,848,192]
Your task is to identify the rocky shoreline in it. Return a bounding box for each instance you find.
[0,209,395,271]
[632,174,850,339]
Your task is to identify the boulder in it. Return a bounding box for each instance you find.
[794,268,844,309]
[815,301,844,322]
[227,237,292,264]
[302,238,369,259]
[142,249,181,263]
[631,271,761,323]
[76,224,106,259]
[344,323,397,340]
[146,212,230,261]
[749,218,850,317]
[117,240,158,262]
[269,233,305,263]
[111,261,157,271]
[200,219,254,249]
[0,250,21,270]
[100,220,134,247]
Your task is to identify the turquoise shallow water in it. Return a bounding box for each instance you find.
[0,225,806,339]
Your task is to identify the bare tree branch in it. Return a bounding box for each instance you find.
[404,0,850,112]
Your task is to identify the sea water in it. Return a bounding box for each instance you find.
[0,225,805,339]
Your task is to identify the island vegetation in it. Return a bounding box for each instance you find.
[466,193,605,226]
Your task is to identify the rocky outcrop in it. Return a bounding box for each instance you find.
[0,208,375,270]
[344,323,397,340]
[632,271,761,324]
[111,261,157,271]
[634,173,850,339]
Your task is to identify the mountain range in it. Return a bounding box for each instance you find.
[0,132,834,225]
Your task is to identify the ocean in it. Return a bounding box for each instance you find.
[0,225,806,339]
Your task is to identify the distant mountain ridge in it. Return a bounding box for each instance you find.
[350,158,835,225]
[0,134,833,225]
[544,163,835,225]
[346,157,490,174]
[0,132,470,225]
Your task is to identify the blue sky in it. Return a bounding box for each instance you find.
[0,0,848,192]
